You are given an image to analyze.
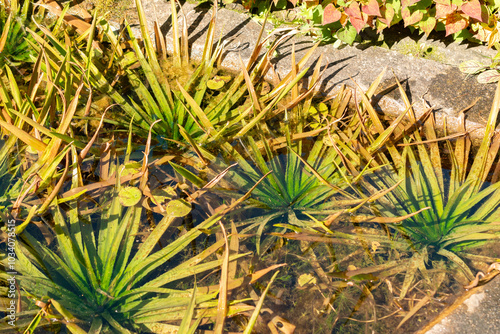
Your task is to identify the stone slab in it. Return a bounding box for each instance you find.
[131,0,499,146]
[416,274,500,334]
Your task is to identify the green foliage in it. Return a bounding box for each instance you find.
[6,164,252,332]
[245,0,500,46]
[0,0,38,67]
[208,77,361,254]
[353,73,500,285]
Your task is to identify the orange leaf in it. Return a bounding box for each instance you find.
[419,15,436,36]
[461,0,483,22]
[434,0,451,4]
[445,12,468,36]
[323,4,342,24]
[350,16,366,32]
[345,1,362,19]
[379,5,395,26]
[362,0,381,16]
[436,3,458,19]
[401,0,420,8]
[402,8,423,27]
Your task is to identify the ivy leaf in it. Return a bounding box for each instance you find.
[336,24,357,44]
[461,0,483,21]
[362,0,381,16]
[402,7,424,26]
[477,69,500,83]
[323,4,342,24]
[445,12,468,36]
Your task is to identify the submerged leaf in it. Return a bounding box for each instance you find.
[119,186,142,207]
[166,199,192,217]
[207,78,224,90]
[152,187,177,204]
[298,273,317,286]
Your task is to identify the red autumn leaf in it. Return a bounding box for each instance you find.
[349,16,366,33]
[362,0,381,16]
[461,0,483,22]
[289,0,299,6]
[323,3,342,24]
[345,1,362,19]
[402,7,424,27]
[434,0,450,5]
[445,12,468,36]
[436,3,458,19]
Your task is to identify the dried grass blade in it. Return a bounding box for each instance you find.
[177,284,197,333]
[154,21,167,61]
[350,207,430,223]
[228,222,239,280]
[214,222,229,333]
[177,82,215,134]
[397,132,467,146]
[170,0,181,66]
[243,271,280,334]
[465,81,500,195]
[246,9,268,70]
[202,0,217,63]
[0,13,11,53]
[288,148,343,192]
[79,108,106,161]
[265,41,319,99]
[0,120,47,151]
[221,171,273,215]
[396,294,430,329]
[366,67,386,100]
[369,104,412,153]
[135,0,160,70]
[239,55,261,113]
[38,151,70,214]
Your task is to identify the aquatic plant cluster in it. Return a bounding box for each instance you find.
[1,0,500,333]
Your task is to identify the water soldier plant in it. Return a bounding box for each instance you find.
[0,0,37,67]
[270,71,500,329]
[2,0,500,331]
[1,136,273,332]
[209,74,358,255]
[353,73,500,283]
